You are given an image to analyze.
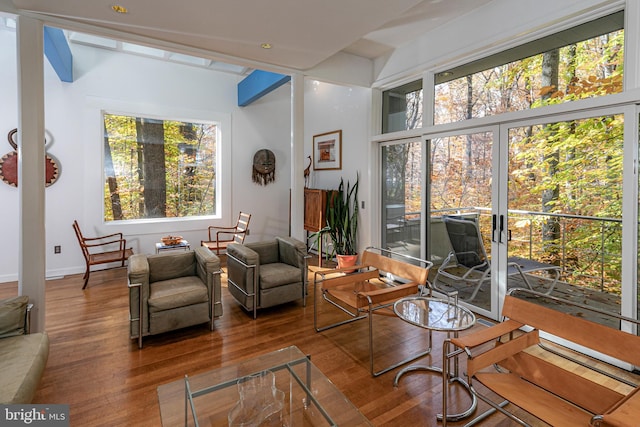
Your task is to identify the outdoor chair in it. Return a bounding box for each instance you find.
[72,220,134,289]
[433,215,560,302]
[385,204,406,245]
[313,247,432,376]
[201,211,251,255]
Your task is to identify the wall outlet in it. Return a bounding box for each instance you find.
[54,245,61,254]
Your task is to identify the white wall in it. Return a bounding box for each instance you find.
[0,30,373,282]
[304,79,372,254]
[0,33,294,281]
[0,29,20,281]
[232,82,294,241]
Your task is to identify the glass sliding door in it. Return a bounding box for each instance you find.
[427,130,495,314]
[380,112,636,325]
[381,140,423,259]
[506,112,624,324]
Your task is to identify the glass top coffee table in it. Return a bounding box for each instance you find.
[157,345,372,427]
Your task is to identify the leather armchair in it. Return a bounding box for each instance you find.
[227,237,308,319]
[127,247,222,348]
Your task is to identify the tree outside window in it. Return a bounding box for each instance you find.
[103,113,218,221]
[434,22,623,124]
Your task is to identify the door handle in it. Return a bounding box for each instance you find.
[499,215,505,243]
[492,214,497,242]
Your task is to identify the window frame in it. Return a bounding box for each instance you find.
[102,111,221,223]
[434,11,624,86]
[86,98,231,235]
[381,79,423,134]
[432,11,624,125]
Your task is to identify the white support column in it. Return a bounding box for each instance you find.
[369,88,382,250]
[290,73,305,241]
[17,16,46,332]
[624,0,640,91]
[422,71,435,128]
[621,104,638,330]
[621,0,639,330]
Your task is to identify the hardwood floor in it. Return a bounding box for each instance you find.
[0,267,537,426]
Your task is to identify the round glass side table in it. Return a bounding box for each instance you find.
[393,295,477,422]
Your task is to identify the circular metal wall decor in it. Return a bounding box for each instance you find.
[0,128,60,187]
[252,149,275,186]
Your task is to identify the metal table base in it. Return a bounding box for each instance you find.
[393,295,477,423]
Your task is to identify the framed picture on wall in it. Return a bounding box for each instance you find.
[313,130,342,170]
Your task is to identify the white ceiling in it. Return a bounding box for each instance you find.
[9,0,494,72]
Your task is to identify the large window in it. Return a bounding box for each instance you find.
[434,11,624,125]
[103,113,218,221]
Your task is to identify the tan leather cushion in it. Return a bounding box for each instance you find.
[148,277,208,312]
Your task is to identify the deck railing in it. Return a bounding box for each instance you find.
[505,208,621,292]
[389,207,622,294]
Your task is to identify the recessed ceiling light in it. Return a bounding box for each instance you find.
[260,43,272,49]
[111,5,128,14]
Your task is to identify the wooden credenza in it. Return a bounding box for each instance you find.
[304,188,329,232]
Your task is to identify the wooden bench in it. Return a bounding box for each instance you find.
[445,288,640,427]
[313,247,432,376]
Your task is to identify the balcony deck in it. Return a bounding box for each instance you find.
[430,267,622,328]
[386,222,624,329]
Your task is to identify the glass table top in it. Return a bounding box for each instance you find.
[393,296,476,332]
[157,345,372,427]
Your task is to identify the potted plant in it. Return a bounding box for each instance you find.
[313,174,359,269]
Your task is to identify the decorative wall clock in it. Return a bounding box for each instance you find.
[0,128,60,187]
[252,149,276,186]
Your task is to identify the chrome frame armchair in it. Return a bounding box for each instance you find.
[127,247,222,348]
[226,236,308,319]
[313,247,433,376]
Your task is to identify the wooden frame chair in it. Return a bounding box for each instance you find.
[201,212,251,255]
[72,220,134,289]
